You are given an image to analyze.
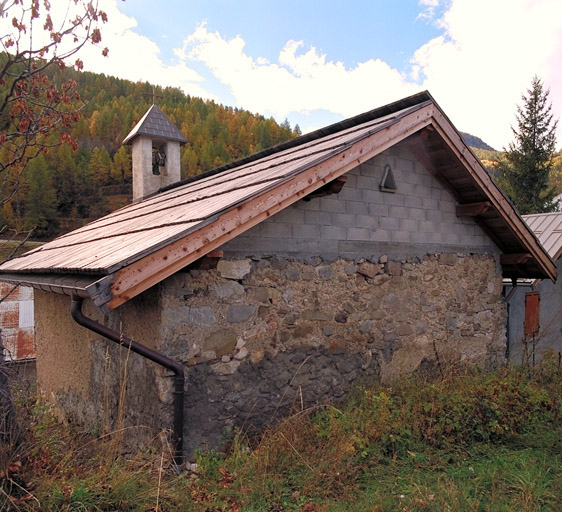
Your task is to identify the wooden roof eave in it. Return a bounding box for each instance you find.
[428,106,557,282]
[102,104,436,310]
[0,106,432,278]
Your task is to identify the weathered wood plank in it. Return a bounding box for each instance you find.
[456,202,493,217]
[107,107,435,308]
[303,176,347,201]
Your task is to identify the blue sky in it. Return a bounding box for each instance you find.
[114,0,449,131]
[3,0,561,149]
[117,1,443,71]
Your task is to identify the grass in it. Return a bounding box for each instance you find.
[0,240,42,263]
[2,361,562,511]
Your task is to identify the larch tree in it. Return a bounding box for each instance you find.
[500,76,559,214]
[0,0,107,460]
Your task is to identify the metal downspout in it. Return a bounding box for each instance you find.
[70,297,184,466]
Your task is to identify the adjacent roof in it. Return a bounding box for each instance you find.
[0,92,556,311]
[123,104,188,145]
[523,213,562,261]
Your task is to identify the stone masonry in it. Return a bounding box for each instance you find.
[31,143,508,457]
[160,252,506,453]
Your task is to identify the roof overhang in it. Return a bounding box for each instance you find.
[0,92,556,310]
[401,105,556,282]
[96,102,441,310]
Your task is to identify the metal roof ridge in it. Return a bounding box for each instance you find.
[523,212,562,218]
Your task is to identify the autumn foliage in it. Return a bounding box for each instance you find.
[1,3,301,238]
[0,0,108,231]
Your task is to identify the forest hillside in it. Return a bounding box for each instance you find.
[0,64,300,238]
[5,62,556,240]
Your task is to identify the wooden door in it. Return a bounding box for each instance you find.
[524,291,540,340]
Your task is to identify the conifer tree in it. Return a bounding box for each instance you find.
[25,155,58,237]
[500,76,559,214]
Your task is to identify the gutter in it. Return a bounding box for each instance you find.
[70,297,185,467]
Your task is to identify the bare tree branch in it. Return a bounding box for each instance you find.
[0,0,109,462]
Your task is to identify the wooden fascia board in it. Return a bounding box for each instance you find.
[96,145,352,275]
[429,108,557,282]
[303,176,348,200]
[105,105,435,309]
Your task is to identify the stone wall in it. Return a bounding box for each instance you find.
[32,142,508,457]
[160,252,506,454]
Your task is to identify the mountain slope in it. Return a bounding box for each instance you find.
[460,132,495,151]
[0,66,300,238]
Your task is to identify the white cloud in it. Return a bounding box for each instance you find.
[411,0,562,149]
[177,2,562,149]
[417,0,443,21]
[0,0,218,102]
[5,0,560,149]
[176,24,418,123]
[78,1,216,101]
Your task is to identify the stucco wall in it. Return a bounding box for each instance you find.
[507,258,562,364]
[34,287,167,448]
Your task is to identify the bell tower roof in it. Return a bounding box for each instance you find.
[123,104,188,146]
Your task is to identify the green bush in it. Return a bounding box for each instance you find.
[3,363,562,511]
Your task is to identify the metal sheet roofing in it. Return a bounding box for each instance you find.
[523,213,562,261]
[0,103,422,275]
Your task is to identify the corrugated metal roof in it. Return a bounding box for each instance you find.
[123,104,188,145]
[523,213,562,261]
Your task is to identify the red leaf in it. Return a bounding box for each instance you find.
[43,14,53,31]
[91,28,102,44]
[18,118,30,132]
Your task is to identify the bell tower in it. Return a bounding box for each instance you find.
[123,104,188,201]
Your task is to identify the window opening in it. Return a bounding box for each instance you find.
[152,147,166,175]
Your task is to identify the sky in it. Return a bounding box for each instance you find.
[3,0,562,150]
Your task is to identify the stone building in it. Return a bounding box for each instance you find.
[506,213,562,365]
[0,92,555,461]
